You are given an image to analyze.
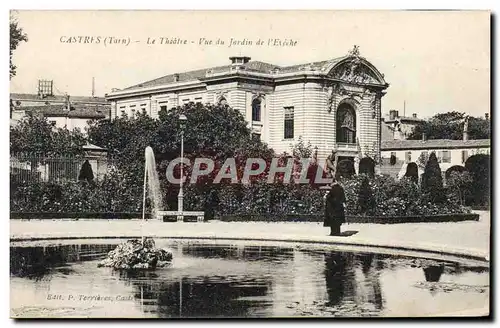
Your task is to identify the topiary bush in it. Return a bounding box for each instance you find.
[359,157,376,177]
[336,159,355,179]
[404,162,419,184]
[421,152,444,203]
[390,154,397,166]
[464,154,490,207]
[445,165,466,180]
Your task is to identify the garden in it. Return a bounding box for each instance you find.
[10,103,489,222]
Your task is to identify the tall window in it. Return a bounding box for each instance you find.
[462,150,468,164]
[441,150,451,163]
[159,102,167,112]
[252,98,262,122]
[336,104,356,144]
[405,151,412,163]
[284,106,294,139]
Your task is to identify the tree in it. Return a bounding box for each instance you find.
[87,102,276,211]
[291,136,313,159]
[10,113,86,156]
[10,13,28,79]
[407,111,490,140]
[464,154,490,207]
[446,171,472,206]
[421,152,443,202]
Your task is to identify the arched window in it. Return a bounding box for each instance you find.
[218,96,227,106]
[336,103,356,144]
[252,98,262,122]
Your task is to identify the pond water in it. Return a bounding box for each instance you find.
[10,239,489,318]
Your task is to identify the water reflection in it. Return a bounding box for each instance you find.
[117,264,272,317]
[10,240,490,318]
[324,252,348,306]
[10,244,115,280]
[178,243,295,263]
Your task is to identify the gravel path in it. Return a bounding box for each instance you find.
[10,211,490,261]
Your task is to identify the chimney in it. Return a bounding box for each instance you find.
[422,133,427,141]
[463,116,469,141]
[485,113,489,120]
[229,56,251,65]
[65,94,71,111]
[395,110,399,118]
[173,73,179,82]
[412,113,417,118]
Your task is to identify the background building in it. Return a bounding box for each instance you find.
[382,110,424,140]
[380,122,490,179]
[10,80,110,133]
[106,46,389,170]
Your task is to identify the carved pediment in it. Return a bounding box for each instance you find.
[330,58,382,85]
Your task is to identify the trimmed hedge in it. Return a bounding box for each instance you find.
[216,213,479,224]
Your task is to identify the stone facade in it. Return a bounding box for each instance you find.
[106,47,389,166]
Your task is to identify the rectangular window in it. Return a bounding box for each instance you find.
[441,150,451,163]
[252,133,261,141]
[405,151,412,162]
[194,97,203,103]
[462,150,468,163]
[119,106,126,116]
[158,102,168,112]
[284,106,294,139]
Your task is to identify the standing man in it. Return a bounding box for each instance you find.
[324,179,346,236]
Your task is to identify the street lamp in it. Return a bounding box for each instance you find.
[178,114,187,221]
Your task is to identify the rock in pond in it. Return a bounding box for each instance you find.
[97,237,173,270]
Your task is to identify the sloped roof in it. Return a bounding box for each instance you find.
[384,116,424,123]
[124,56,348,91]
[11,93,107,104]
[27,104,106,119]
[381,139,490,151]
[83,142,106,151]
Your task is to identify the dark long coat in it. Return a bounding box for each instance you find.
[323,184,346,227]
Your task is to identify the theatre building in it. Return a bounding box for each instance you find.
[106,46,389,170]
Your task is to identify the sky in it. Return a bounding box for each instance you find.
[9,10,490,118]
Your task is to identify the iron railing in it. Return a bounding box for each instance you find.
[10,154,112,183]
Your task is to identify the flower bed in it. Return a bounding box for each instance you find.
[216,213,480,224]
